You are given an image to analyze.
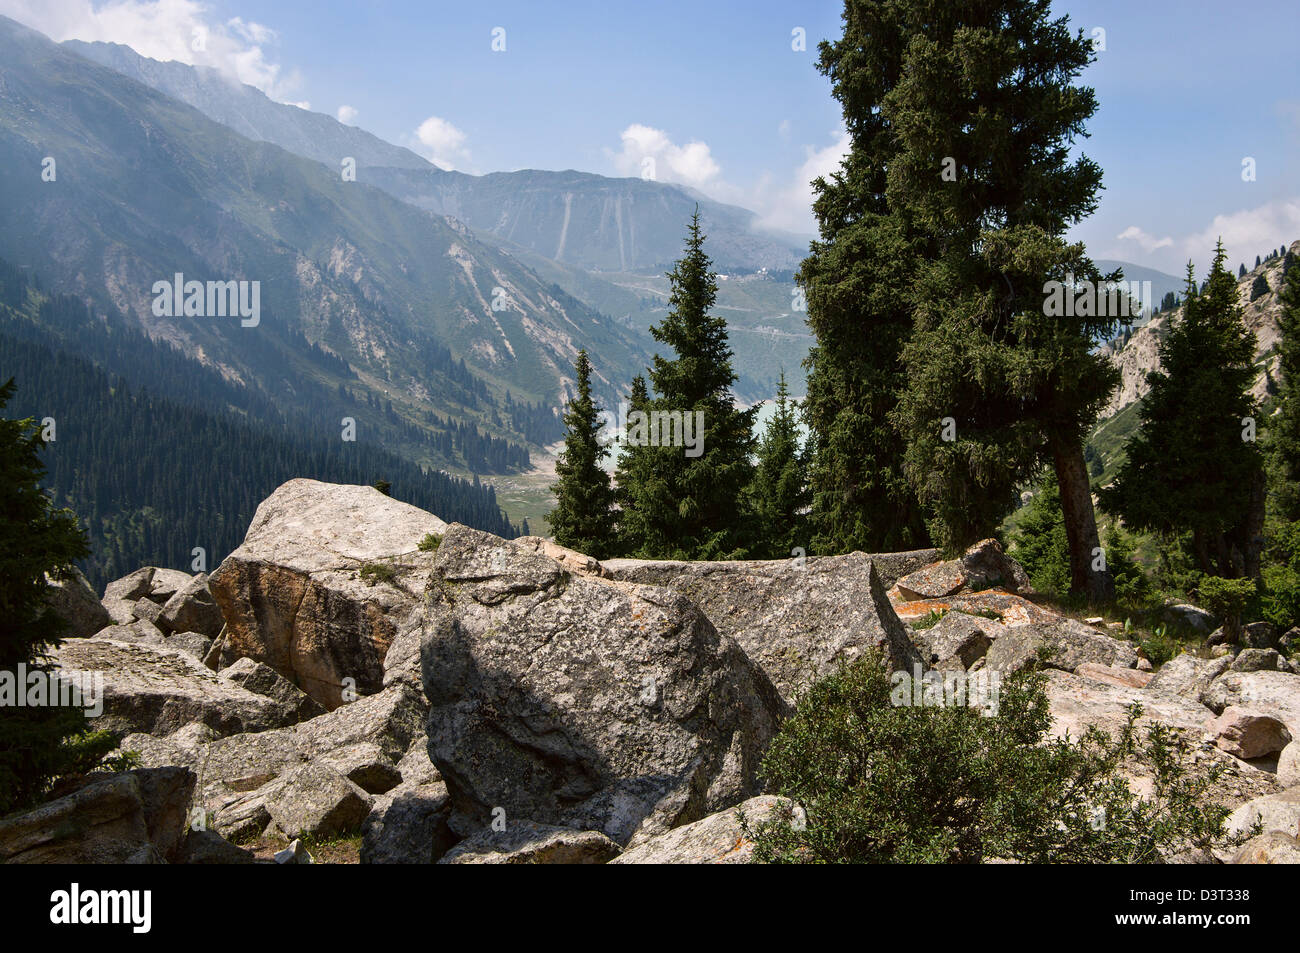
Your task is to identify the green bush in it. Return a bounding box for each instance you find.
[1009,478,1071,596]
[1197,576,1257,641]
[1260,519,1300,633]
[359,561,398,586]
[748,654,1236,863]
[417,532,442,553]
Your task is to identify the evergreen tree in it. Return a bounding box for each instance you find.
[0,379,117,814]
[1251,274,1270,302]
[613,375,669,555]
[1101,244,1265,578]
[617,212,756,558]
[748,372,810,558]
[1239,263,1247,278]
[547,349,616,558]
[1267,250,1300,523]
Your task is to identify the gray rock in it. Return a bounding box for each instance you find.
[1164,603,1216,633]
[1243,622,1279,650]
[44,566,111,638]
[148,568,194,604]
[316,742,402,794]
[1280,742,1300,789]
[895,538,1031,601]
[438,821,620,864]
[1200,670,1300,735]
[178,828,259,864]
[209,479,447,708]
[602,551,921,704]
[361,781,455,864]
[166,631,213,662]
[1209,707,1292,759]
[275,839,313,864]
[915,612,995,671]
[984,618,1139,675]
[264,763,371,840]
[160,573,224,640]
[105,567,156,603]
[1224,787,1300,839]
[132,597,167,629]
[1232,648,1281,672]
[0,767,194,864]
[610,795,795,864]
[1149,654,1234,698]
[90,618,167,645]
[218,657,326,723]
[1231,831,1300,864]
[422,524,784,847]
[55,637,302,738]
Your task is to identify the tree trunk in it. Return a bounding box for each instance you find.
[1050,432,1115,603]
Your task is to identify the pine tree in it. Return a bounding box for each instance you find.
[749,372,810,558]
[613,375,668,555]
[1239,263,1247,278]
[1267,251,1300,522]
[617,212,756,558]
[1251,274,1270,302]
[547,349,616,558]
[1100,244,1265,578]
[0,378,116,814]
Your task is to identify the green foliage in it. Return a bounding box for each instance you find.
[1267,248,1300,523]
[1198,576,1257,641]
[615,213,757,559]
[417,533,442,553]
[0,378,119,815]
[359,561,398,586]
[747,372,810,558]
[372,480,392,496]
[1250,274,1270,302]
[1101,245,1265,577]
[910,609,948,631]
[1010,478,1071,596]
[548,349,617,559]
[749,654,1236,863]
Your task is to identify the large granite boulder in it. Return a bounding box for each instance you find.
[218,657,326,723]
[422,525,785,848]
[610,795,795,864]
[55,637,303,737]
[602,552,923,703]
[360,781,455,864]
[1148,654,1232,698]
[44,566,110,638]
[0,767,194,864]
[159,573,224,639]
[984,618,1139,675]
[209,479,448,708]
[1200,670,1300,735]
[437,822,620,865]
[895,538,1031,600]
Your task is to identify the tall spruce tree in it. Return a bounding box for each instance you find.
[617,212,756,558]
[749,372,810,558]
[1268,249,1300,522]
[1100,244,1265,578]
[548,349,616,558]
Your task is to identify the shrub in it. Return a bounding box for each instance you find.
[748,653,1236,863]
[359,561,398,586]
[1009,478,1071,596]
[417,532,442,553]
[1197,576,1257,642]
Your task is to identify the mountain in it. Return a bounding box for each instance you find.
[0,16,648,457]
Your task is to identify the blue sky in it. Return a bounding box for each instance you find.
[5,0,1298,275]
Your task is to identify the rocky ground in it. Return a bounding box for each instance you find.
[4,478,1299,864]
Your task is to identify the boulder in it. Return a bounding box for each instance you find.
[218,657,326,723]
[275,839,313,864]
[178,829,259,864]
[1231,831,1300,864]
[1200,670,1300,735]
[895,538,1030,601]
[1224,787,1300,839]
[604,548,939,594]
[604,550,921,704]
[1043,670,1214,740]
[90,618,167,645]
[610,795,795,864]
[984,618,1139,675]
[159,573,224,639]
[44,566,111,638]
[0,767,193,864]
[422,524,785,847]
[1243,622,1280,650]
[166,631,213,662]
[1164,603,1216,633]
[55,637,303,738]
[1075,662,1154,690]
[209,479,447,708]
[104,567,156,603]
[263,763,371,840]
[1279,741,1300,789]
[1147,654,1231,698]
[360,782,455,864]
[1231,648,1281,673]
[1210,707,1292,759]
[914,612,996,671]
[438,821,620,865]
[148,569,194,604]
[891,589,1058,627]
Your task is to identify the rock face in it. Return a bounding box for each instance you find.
[44,566,111,638]
[421,524,785,847]
[609,795,795,864]
[438,822,621,865]
[604,551,922,704]
[0,768,194,864]
[361,782,455,864]
[209,479,448,708]
[218,657,326,723]
[55,637,304,737]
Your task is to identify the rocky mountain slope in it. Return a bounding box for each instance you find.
[6,478,1299,864]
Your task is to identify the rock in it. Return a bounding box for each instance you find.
[610,795,795,864]
[316,743,402,794]
[264,763,371,840]
[178,828,259,864]
[1280,627,1299,652]
[914,612,995,671]
[604,550,920,704]
[159,573,224,639]
[218,657,326,723]
[148,568,194,604]
[438,821,620,864]
[422,524,784,847]
[103,596,140,625]
[1164,603,1216,633]
[275,839,313,864]
[895,538,1030,600]
[1210,707,1292,759]
[1280,742,1300,789]
[105,567,156,603]
[1232,648,1281,672]
[55,637,304,737]
[511,536,611,577]
[1243,622,1279,650]
[604,548,939,594]
[90,618,167,645]
[1044,670,1214,740]
[166,631,213,662]
[132,597,167,628]
[1231,831,1300,864]
[891,589,1058,627]
[1075,662,1154,689]
[117,722,215,773]
[1201,670,1300,735]
[360,782,455,864]
[209,479,447,708]
[0,767,194,864]
[984,618,1139,675]
[1224,787,1300,839]
[44,566,111,638]
[1137,657,1154,672]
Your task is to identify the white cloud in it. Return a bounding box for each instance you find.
[0,0,305,104]
[415,115,469,171]
[1178,199,1300,265]
[753,128,849,234]
[336,104,358,125]
[1116,225,1174,253]
[607,124,721,189]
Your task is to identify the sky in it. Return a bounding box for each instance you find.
[3,0,1297,276]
